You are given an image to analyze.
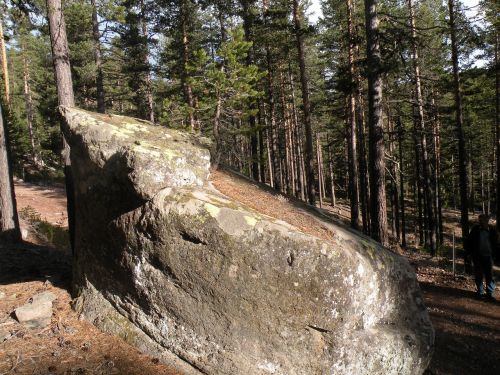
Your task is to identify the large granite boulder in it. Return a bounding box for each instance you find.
[61,107,434,375]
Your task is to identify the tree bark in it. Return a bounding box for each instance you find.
[0,103,21,241]
[262,0,280,191]
[180,0,196,131]
[495,27,500,232]
[0,16,10,105]
[91,0,105,113]
[47,0,76,251]
[409,0,436,255]
[357,92,370,234]
[292,0,315,205]
[397,116,406,248]
[364,0,388,245]
[241,0,259,181]
[316,134,323,208]
[431,95,444,245]
[346,0,359,230]
[448,0,469,240]
[22,49,39,165]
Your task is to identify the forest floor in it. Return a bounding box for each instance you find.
[1,176,499,375]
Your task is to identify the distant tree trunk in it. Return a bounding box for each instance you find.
[413,116,424,247]
[397,116,406,248]
[22,50,39,165]
[316,134,323,208]
[0,16,10,105]
[431,96,444,245]
[468,140,474,214]
[329,158,336,208]
[364,0,388,245]
[292,0,315,205]
[388,113,400,241]
[357,92,370,234]
[258,122,265,183]
[346,0,359,230]
[448,0,469,240]
[47,0,76,251]
[0,104,21,242]
[91,0,105,113]
[409,0,436,255]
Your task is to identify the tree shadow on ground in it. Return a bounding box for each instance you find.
[420,282,500,375]
[0,241,72,289]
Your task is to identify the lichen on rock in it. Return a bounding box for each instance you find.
[61,107,434,375]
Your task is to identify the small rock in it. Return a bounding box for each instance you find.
[30,291,57,304]
[0,328,12,342]
[15,301,52,323]
[0,291,5,299]
[13,291,57,328]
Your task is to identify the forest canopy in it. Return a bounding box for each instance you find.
[0,0,498,250]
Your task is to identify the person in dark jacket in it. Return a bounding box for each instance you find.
[465,214,498,300]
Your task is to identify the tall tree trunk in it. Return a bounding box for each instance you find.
[409,0,436,255]
[241,0,259,181]
[288,66,306,200]
[91,0,105,113]
[364,0,388,245]
[0,103,21,241]
[448,0,469,240]
[0,16,10,105]
[47,0,76,251]
[495,27,500,232]
[292,0,315,205]
[346,0,359,230]
[140,0,154,123]
[262,0,280,190]
[180,0,196,131]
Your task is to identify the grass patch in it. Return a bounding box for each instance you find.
[19,206,70,250]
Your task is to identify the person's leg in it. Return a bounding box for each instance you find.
[482,256,495,297]
[473,257,485,296]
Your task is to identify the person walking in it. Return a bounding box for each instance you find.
[465,214,498,301]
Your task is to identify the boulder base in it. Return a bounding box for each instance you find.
[61,107,434,375]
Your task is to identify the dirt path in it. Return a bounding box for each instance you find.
[14,179,68,228]
[1,177,499,374]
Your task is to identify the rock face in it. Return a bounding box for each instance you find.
[61,107,434,375]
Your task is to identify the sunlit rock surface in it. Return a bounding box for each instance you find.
[61,107,434,375]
